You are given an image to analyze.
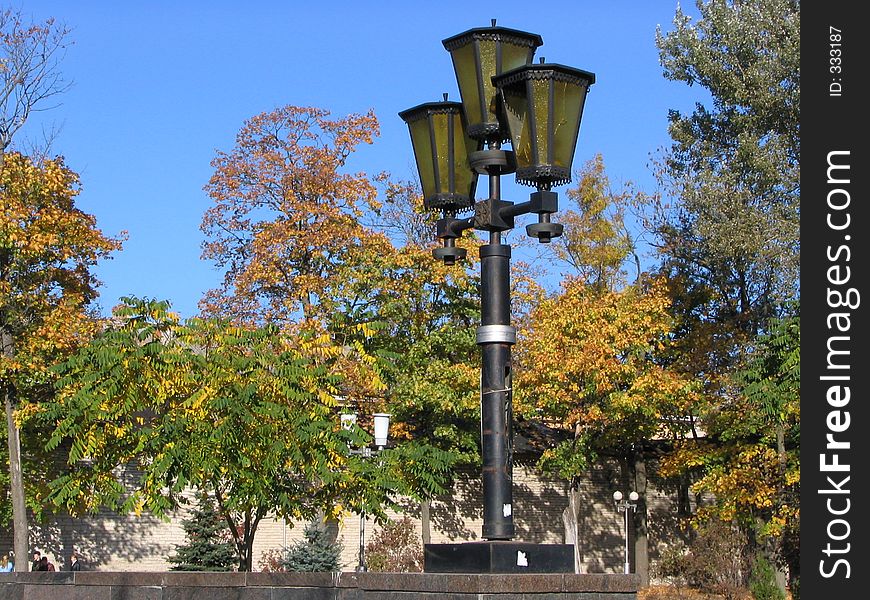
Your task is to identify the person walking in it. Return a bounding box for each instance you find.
[31,551,41,572]
[0,554,12,572]
[69,552,81,572]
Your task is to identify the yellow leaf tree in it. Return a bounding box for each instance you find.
[515,155,695,582]
[0,151,122,568]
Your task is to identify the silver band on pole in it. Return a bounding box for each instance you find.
[476,324,517,345]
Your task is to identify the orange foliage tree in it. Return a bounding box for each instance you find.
[514,156,696,581]
[198,107,469,532]
[0,151,122,568]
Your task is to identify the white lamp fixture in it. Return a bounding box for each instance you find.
[373,413,391,448]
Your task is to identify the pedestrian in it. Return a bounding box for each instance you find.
[38,556,49,571]
[0,553,12,572]
[69,551,81,572]
[31,551,41,572]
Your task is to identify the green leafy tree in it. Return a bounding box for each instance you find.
[38,298,354,572]
[282,520,343,572]
[654,1,800,591]
[361,179,484,541]
[653,0,800,363]
[168,493,237,571]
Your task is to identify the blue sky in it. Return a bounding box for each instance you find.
[19,1,701,319]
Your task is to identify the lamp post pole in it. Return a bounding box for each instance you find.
[478,144,516,540]
[613,490,638,574]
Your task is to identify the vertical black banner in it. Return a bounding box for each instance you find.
[801,1,867,597]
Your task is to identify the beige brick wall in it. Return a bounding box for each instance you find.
[1,457,693,575]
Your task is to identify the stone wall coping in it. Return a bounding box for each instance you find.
[0,571,640,592]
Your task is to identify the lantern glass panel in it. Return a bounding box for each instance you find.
[500,83,532,166]
[451,112,478,200]
[477,40,498,126]
[531,78,551,167]
[552,80,586,169]
[432,111,452,195]
[451,43,483,126]
[502,42,535,75]
[408,117,437,200]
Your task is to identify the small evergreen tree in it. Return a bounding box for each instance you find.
[282,521,343,572]
[168,494,237,571]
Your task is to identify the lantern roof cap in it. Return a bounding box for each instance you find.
[493,62,596,88]
[398,100,465,124]
[442,25,543,52]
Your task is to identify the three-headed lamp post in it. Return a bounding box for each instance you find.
[400,21,595,544]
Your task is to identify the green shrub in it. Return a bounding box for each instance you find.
[365,516,423,572]
[749,554,785,600]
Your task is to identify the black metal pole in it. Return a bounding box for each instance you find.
[478,169,515,541]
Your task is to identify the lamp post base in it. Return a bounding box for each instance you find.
[423,542,575,574]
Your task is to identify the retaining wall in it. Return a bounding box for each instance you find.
[0,571,639,599]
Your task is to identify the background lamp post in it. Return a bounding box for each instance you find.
[613,490,639,574]
[342,412,391,572]
[401,20,595,566]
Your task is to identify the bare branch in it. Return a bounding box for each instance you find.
[0,8,73,153]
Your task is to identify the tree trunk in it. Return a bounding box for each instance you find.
[420,499,431,546]
[631,453,649,586]
[562,482,582,573]
[2,327,28,572]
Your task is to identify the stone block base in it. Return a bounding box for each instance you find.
[424,542,575,573]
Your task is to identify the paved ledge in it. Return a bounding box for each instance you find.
[0,571,640,599]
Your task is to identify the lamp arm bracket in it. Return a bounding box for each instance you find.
[499,200,532,219]
[436,216,475,239]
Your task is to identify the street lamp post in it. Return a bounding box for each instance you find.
[400,21,595,549]
[342,412,391,573]
[612,490,639,574]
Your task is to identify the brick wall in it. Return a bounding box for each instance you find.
[0,457,693,575]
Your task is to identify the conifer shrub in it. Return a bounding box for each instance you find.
[282,521,343,572]
[168,494,237,571]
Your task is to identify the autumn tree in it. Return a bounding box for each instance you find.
[200,105,382,329]
[0,8,77,570]
[199,108,469,538]
[517,277,697,579]
[652,1,800,590]
[548,154,644,291]
[511,156,690,581]
[0,152,120,569]
[661,307,800,591]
